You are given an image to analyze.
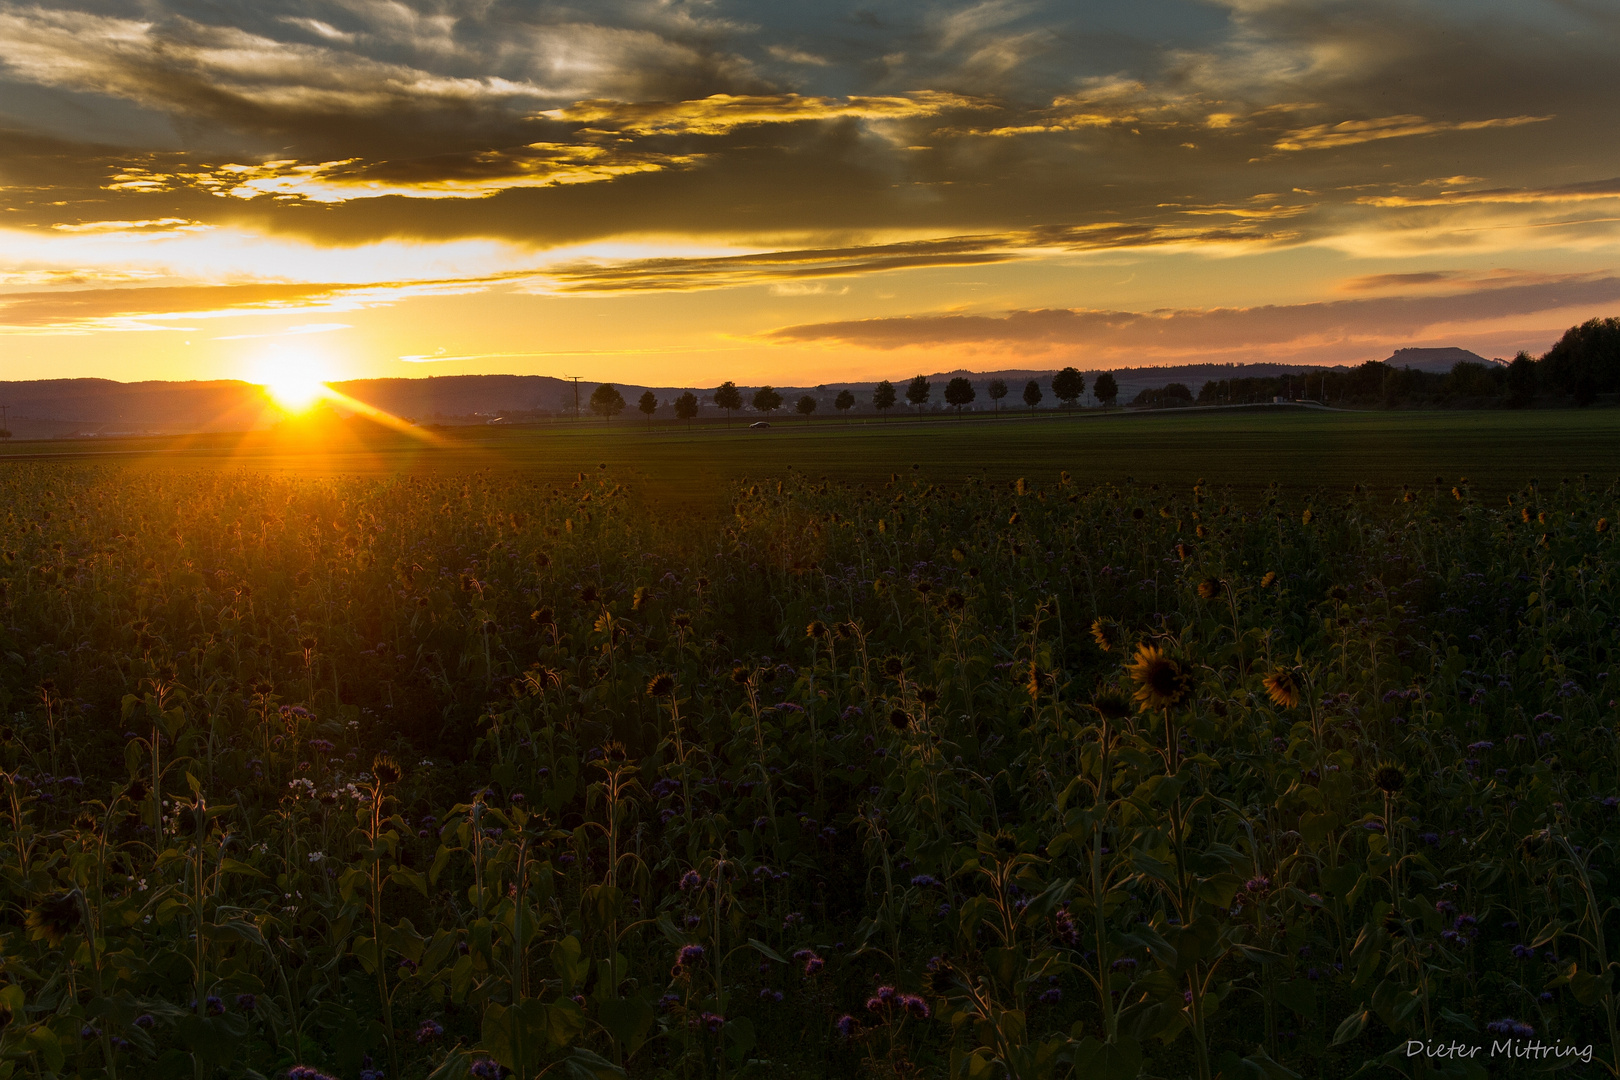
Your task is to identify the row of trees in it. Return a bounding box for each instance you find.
[1191,317,1620,410]
[582,368,1124,423]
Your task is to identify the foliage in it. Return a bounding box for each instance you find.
[588,386,626,422]
[873,381,897,415]
[1023,380,1043,411]
[1093,373,1119,407]
[944,379,976,414]
[751,387,783,415]
[835,391,856,413]
[1051,369,1084,408]
[0,461,1617,1079]
[1132,383,1195,408]
[907,377,932,414]
[711,382,742,424]
[673,393,700,423]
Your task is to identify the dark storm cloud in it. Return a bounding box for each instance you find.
[2,0,1618,274]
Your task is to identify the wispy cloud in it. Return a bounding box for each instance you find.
[1273,114,1552,152]
[766,276,1620,362]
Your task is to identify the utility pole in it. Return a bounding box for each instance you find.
[563,376,582,420]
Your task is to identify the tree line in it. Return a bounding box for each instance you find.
[582,367,1123,423]
[580,317,1620,422]
[1194,317,1620,409]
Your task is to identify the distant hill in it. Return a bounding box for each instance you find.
[0,349,1501,437]
[1381,347,1497,374]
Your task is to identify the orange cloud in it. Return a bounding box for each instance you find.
[1274,114,1551,151]
[766,276,1620,361]
[540,91,979,135]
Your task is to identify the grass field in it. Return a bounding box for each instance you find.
[5,406,1620,499]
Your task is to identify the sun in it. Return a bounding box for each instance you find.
[257,351,331,412]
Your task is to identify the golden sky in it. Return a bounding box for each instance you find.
[2,0,1619,385]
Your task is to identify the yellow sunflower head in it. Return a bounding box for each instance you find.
[1089,617,1123,653]
[1127,644,1192,712]
[1262,668,1301,709]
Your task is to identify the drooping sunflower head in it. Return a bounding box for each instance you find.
[1262,668,1301,709]
[1196,578,1223,600]
[881,655,906,678]
[647,673,676,697]
[806,620,829,641]
[1091,689,1133,722]
[26,890,83,946]
[1374,764,1406,795]
[373,753,401,786]
[1089,618,1123,653]
[1127,644,1191,712]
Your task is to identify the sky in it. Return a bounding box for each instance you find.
[2,0,1619,386]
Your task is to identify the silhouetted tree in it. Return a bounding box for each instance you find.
[1131,382,1193,407]
[589,383,626,421]
[796,395,817,420]
[986,377,1008,411]
[834,389,855,414]
[944,377,976,415]
[752,386,783,414]
[674,391,699,424]
[637,390,658,422]
[1051,366,1084,408]
[1022,379,1043,413]
[906,374,931,416]
[1506,352,1537,408]
[1093,371,1119,406]
[873,380,897,417]
[1542,317,1620,405]
[712,381,742,425]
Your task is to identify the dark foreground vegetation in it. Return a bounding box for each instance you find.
[0,460,1617,1079]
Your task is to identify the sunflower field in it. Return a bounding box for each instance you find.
[0,461,1615,1080]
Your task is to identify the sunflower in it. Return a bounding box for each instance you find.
[1260,571,1276,588]
[373,753,401,786]
[1127,644,1191,712]
[1089,618,1123,653]
[648,673,676,697]
[1374,765,1406,795]
[1196,577,1223,600]
[26,891,83,946]
[1091,689,1133,722]
[1262,668,1301,709]
[1025,663,1047,701]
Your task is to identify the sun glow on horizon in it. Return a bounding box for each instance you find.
[255,348,333,412]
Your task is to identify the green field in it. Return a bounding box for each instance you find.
[1,407,1618,1080]
[6,407,1620,499]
